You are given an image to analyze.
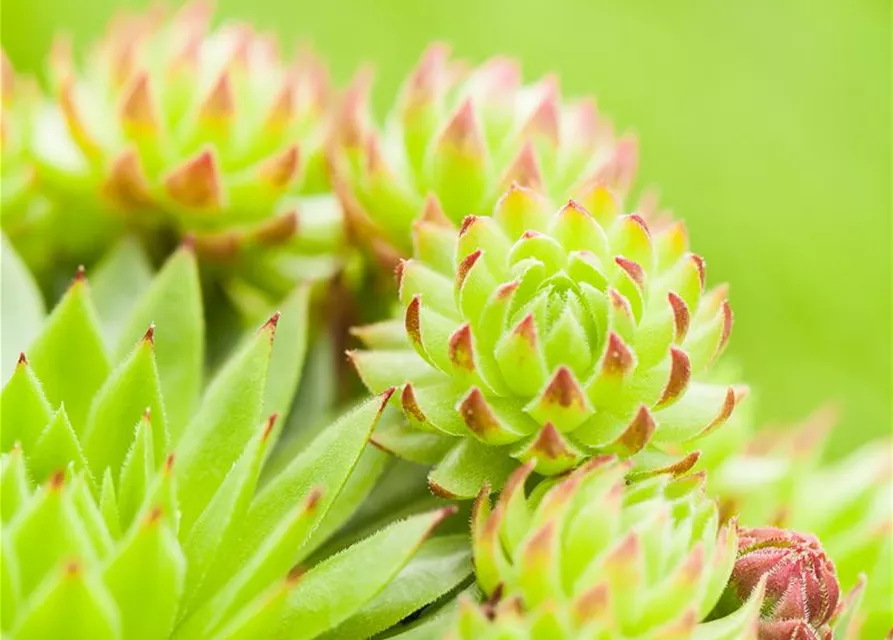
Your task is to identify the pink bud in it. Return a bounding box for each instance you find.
[731,527,840,640]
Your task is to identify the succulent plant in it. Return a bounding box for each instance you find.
[350,183,743,497]
[331,44,638,265]
[7,2,343,293]
[709,527,841,640]
[439,456,764,639]
[0,240,472,639]
[682,407,893,637]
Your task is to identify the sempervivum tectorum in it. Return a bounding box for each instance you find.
[447,457,763,639]
[0,242,468,639]
[350,184,744,497]
[23,2,341,288]
[331,44,637,264]
[709,527,842,640]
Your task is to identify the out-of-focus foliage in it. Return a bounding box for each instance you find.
[2,0,889,454]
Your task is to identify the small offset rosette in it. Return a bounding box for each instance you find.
[350,184,745,497]
[442,457,762,639]
[331,44,637,264]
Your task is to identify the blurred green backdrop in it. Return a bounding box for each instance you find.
[2,0,890,451]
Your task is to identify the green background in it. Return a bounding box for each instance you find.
[2,0,890,451]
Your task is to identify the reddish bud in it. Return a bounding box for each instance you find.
[728,527,840,639]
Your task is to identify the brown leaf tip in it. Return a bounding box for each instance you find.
[17,352,28,366]
[456,249,483,291]
[305,487,324,511]
[614,256,645,289]
[542,367,586,409]
[427,476,458,499]
[142,406,152,423]
[531,423,570,459]
[263,311,281,333]
[690,254,706,290]
[458,214,477,237]
[64,560,82,576]
[145,506,164,526]
[74,265,87,282]
[143,323,156,344]
[286,565,305,585]
[616,406,655,455]
[667,292,691,343]
[602,332,635,376]
[405,296,423,346]
[49,469,66,490]
[262,413,279,441]
[164,453,176,473]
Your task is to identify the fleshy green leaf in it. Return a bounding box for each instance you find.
[231,391,393,575]
[116,245,204,435]
[0,235,45,384]
[180,417,276,613]
[99,469,122,539]
[90,237,154,350]
[8,477,100,598]
[321,534,473,640]
[12,562,120,640]
[83,329,168,481]
[26,272,110,433]
[299,446,391,560]
[428,439,519,499]
[279,507,456,640]
[181,488,323,639]
[175,317,275,533]
[30,406,90,485]
[262,284,310,420]
[1,446,31,523]
[0,356,53,452]
[116,412,156,529]
[102,507,186,640]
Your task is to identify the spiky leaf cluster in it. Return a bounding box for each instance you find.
[332,44,637,263]
[0,242,462,639]
[6,2,342,288]
[452,456,761,639]
[351,184,743,497]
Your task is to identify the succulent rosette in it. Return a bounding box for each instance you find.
[331,44,637,264]
[15,2,342,291]
[350,184,744,497]
[443,456,763,639]
[0,241,471,639]
[710,527,845,640]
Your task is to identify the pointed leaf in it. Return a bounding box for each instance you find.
[321,534,473,640]
[280,508,455,640]
[30,407,90,484]
[175,317,275,533]
[83,329,168,480]
[27,272,110,432]
[1,356,53,452]
[116,246,203,434]
[12,562,120,640]
[102,507,186,640]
